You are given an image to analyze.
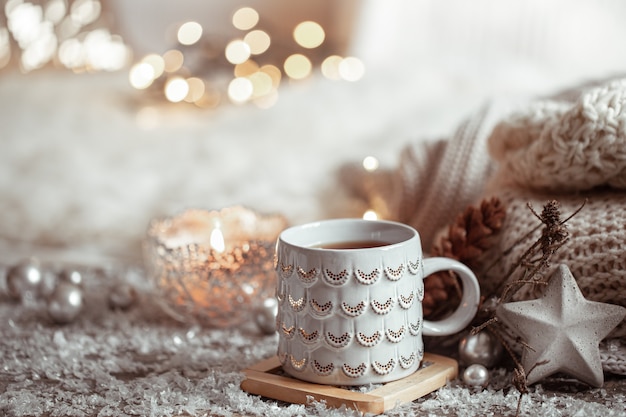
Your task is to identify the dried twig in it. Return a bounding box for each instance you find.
[477,199,586,416]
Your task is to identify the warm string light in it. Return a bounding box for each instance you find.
[128,6,365,109]
[1,0,130,73]
[362,156,381,220]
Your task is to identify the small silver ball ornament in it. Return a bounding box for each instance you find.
[48,282,84,324]
[58,269,83,286]
[254,298,278,335]
[108,282,138,310]
[463,364,490,387]
[6,258,43,301]
[459,330,503,368]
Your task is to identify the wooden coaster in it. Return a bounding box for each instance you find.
[241,353,458,415]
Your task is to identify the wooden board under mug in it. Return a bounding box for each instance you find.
[241,353,458,415]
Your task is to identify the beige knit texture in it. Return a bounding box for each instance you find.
[479,189,626,337]
[488,78,626,191]
[481,78,626,374]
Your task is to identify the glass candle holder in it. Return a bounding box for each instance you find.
[144,206,288,328]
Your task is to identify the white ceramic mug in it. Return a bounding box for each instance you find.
[274,219,480,385]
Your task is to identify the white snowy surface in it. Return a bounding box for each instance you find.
[3,1,626,412]
[1,265,625,417]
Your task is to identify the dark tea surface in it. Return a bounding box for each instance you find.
[312,240,391,249]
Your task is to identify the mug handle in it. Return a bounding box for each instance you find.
[421,257,480,336]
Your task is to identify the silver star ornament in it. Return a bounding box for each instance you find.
[496,264,626,387]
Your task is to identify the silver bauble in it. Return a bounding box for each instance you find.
[6,258,43,301]
[39,269,58,298]
[48,282,84,324]
[58,269,83,286]
[254,298,278,335]
[458,330,504,368]
[108,282,137,310]
[463,364,490,387]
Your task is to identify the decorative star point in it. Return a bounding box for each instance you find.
[496,264,626,387]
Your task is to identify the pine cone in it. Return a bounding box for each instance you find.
[423,197,506,317]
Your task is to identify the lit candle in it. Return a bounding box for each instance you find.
[144,206,288,328]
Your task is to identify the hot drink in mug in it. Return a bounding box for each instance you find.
[274,219,480,385]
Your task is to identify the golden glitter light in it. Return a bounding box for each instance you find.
[244,29,270,55]
[284,53,311,80]
[293,21,325,49]
[177,21,203,46]
[260,64,281,87]
[232,7,259,30]
[249,71,273,98]
[234,59,259,77]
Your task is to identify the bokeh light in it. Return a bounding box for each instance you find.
[244,30,270,55]
[260,64,281,87]
[163,49,184,72]
[284,53,311,80]
[57,14,81,39]
[70,0,101,27]
[121,3,363,109]
[339,56,365,81]
[362,156,379,172]
[249,71,273,98]
[178,21,203,46]
[58,37,83,69]
[165,77,189,102]
[293,21,325,49]
[4,0,129,73]
[232,7,259,31]
[129,62,156,89]
[142,53,165,79]
[225,39,250,65]
[234,59,259,77]
[184,77,205,103]
[228,76,253,103]
[7,1,45,48]
[83,29,128,71]
[321,55,342,80]
[44,0,66,24]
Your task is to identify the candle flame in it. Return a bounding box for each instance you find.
[210,226,226,253]
[363,210,378,220]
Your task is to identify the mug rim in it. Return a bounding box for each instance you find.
[278,218,418,251]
